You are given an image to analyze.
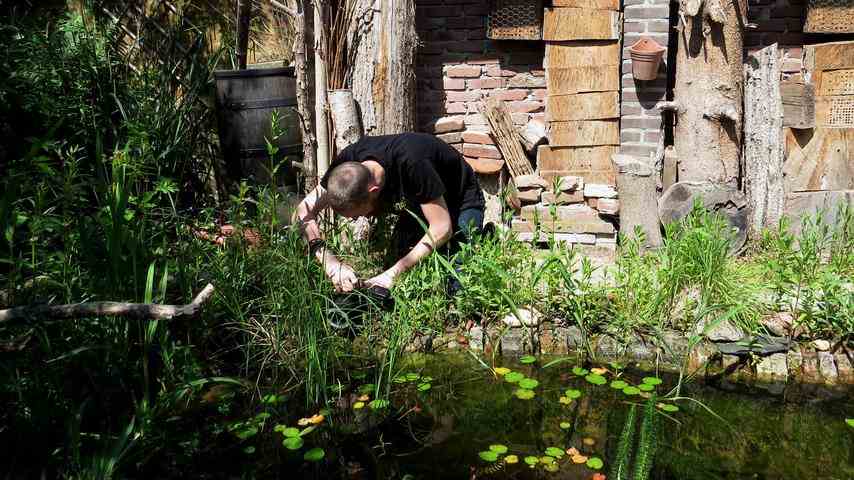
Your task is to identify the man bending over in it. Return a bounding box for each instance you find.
[294,132,485,292]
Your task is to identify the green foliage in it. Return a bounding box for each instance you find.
[611,404,637,480]
[632,396,659,480]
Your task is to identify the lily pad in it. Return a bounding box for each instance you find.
[489,444,509,454]
[304,447,325,462]
[565,389,582,399]
[545,447,565,458]
[505,372,525,383]
[514,388,536,400]
[283,436,304,450]
[638,383,655,392]
[235,427,258,440]
[847,418,854,428]
[479,450,499,462]
[405,372,420,381]
[353,401,365,410]
[585,373,607,385]
[505,455,519,464]
[282,427,300,438]
[545,463,560,472]
[369,399,390,409]
[610,380,628,389]
[642,376,663,385]
[519,378,539,389]
[658,403,679,413]
[586,457,604,470]
[520,355,537,364]
[559,421,571,429]
[539,456,555,464]
[417,382,432,392]
[559,396,572,405]
[572,366,589,376]
[524,456,539,466]
[273,425,287,433]
[622,386,640,396]
[494,367,511,376]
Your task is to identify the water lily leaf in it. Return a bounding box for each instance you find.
[570,453,588,464]
[417,382,432,392]
[567,447,579,456]
[405,373,420,381]
[235,427,258,440]
[583,437,595,446]
[520,355,536,364]
[622,386,640,395]
[273,424,287,433]
[658,403,679,413]
[421,376,434,383]
[539,455,555,464]
[303,447,325,462]
[514,388,536,400]
[243,445,256,454]
[494,367,511,376]
[559,421,571,429]
[309,414,325,424]
[524,456,539,465]
[610,380,628,389]
[262,394,279,404]
[638,383,655,392]
[642,376,662,385]
[586,456,604,470]
[479,450,499,462]
[559,396,572,405]
[572,367,589,376]
[519,378,539,389]
[585,374,607,385]
[489,444,508,454]
[847,418,854,428]
[545,463,560,472]
[353,401,365,410]
[505,372,525,383]
[505,455,519,464]
[545,447,564,458]
[282,427,300,438]
[392,376,408,384]
[565,389,582,399]
[369,399,390,409]
[283,436,304,450]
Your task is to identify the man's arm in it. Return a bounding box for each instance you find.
[294,186,358,291]
[365,196,452,289]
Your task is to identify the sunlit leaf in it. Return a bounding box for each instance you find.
[235,427,258,440]
[479,450,499,462]
[545,463,559,472]
[514,388,536,400]
[303,447,325,462]
[586,456,604,470]
[559,396,572,405]
[282,427,300,438]
[590,367,607,375]
[622,386,640,396]
[610,380,628,389]
[369,399,390,410]
[405,373,420,381]
[571,453,588,464]
[524,456,539,465]
[642,376,663,385]
[494,367,511,376]
[658,403,679,413]
[417,382,432,392]
[847,418,854,428]
[489,444,508,454]
[545,447,564,458]
[243,446,256,454]
[353,401,365,410]
[505,372,525,383]
[638,383,655,392]
[565,389,582,399]
[539,456,555,464]
[559,421,571,429]
[519,378,539,389]
[572,367,589,376]
[283,436,304,450]
[520,355,536,364]
[585,374,607,385]
[505,454,519,464]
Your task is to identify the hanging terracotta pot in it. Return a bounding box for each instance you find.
[629,37,666,81]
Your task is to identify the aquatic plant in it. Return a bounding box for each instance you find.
[611,404,637,480]
[632,396,659,480]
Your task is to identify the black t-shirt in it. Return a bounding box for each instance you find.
[320,133,484,220]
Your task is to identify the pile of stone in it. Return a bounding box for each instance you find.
[510,173,619,249]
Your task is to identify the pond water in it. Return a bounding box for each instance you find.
[285,354,854,480]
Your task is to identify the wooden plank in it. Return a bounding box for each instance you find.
[817,68,854,96]
[552,0,620,10]
[781,81,816,129]
[804,41,854,71]
[545,41,621,68]
[784,128,854,192]
[547,120,619,146]
[543,8,622,41]
[546,66,620,95]
[816,96,854,127]
[804,0,854,33]
[546,92,620,121]
[537,145,618,171]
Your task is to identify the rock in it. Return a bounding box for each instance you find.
[499,328,525,354]
[596,198,620,215]
[812,339,831,351]
[469,325,484,351]
[518,118,547,155]
[502,307,542,328]
[834,352,854,383]
[558,175,583,192]
[761,312,793,336]
[514,174,549,189]
[583,183,618,198]
[686,342,716,373]
[755,353,788,395]
[594,335,622,358]
[625,335,655,362]
[817,351,838,384]
[432,116,465,134]
[541,190,584,205]
[694,318,746,342]
[612,154,661,249]
[787,345,803,377]
[516,187,542,204]
[800,350,822,383]
[565,325,584,351]
[659,331,688,364]
[540,325,570,354]
[658,181,750,253]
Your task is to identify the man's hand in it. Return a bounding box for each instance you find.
[365,267,400,290]
[325,261,358,292]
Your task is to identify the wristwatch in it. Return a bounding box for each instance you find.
[308,238,326,255]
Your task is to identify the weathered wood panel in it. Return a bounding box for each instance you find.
[545,41,621,68]
[784,190,854,237]
[804,0,854,33]
[547,120,619,146]
[804,41,854,71]
[816,96,854,127]
[781,81,816,129]
[537,145,618,171]
[543,8,622,41]
[546,66,620,94]
[552,0,620,10]
[546,92,620,121]
[784,128,854,192]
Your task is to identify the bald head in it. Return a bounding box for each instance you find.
[325,161,373,212]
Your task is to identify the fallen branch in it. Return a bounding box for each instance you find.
[0,284,215,324]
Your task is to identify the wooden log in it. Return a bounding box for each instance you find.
[804,41,854,71]
[546,66,620,95]
[552,0,619,10]
[743,44,785,235]
[329,89,364,151]
[236,0,252,69]
[612,154,662,249]
[481,98,534,178]
[545,41,621,69]
[662,146,677,192]
[543,8,622,41]
[546,92,619,121]
[548,120,619,146]
[314,0,331,177]
[286,0,316,191]
[0,284,216,324]
[781,81,816,129]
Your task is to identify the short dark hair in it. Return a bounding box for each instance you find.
[326,161,372,211]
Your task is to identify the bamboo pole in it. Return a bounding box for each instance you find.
[313,0,331,178]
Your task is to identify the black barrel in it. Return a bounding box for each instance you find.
[214,67,302,184]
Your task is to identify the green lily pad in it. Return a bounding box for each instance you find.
[545,463,560,472]
[283,436,304,450]
[353,401,365,409]
[282,427,300,438]
[369,399,390,409]
[586,456,604,470]
[519,378,539,389]
[494,367,511,376]
[273,424,287,433]
[524,456,539,465]
[572,366,589,376]
[405,372,420,381]
[565,388,582,399]
[559,421,571,429]
[489,444,508,454]
[642,376,663,385]
[658,403,679,413]
[235,427,258,440]
[539,455,555,464]
[520,355,537,364]
[638,383,655,392]
[623,386,640,396]
[505,372,525,383]
[479,450,499,462]
[610,380,628,389]
[505,454,518,464]
[847,418,854,428]
[304,447,325,462]
[392,376,408,384]
[585,373,607,385]
[417,382,432,392]
[545,447,565,458]
[514,388,536,400]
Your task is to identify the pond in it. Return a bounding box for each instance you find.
[220,354,854,479]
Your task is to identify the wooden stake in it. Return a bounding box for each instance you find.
[313,0,331,178]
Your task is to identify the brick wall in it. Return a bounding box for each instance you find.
[747,0,807,80]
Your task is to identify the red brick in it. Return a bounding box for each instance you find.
[443,78,466,90]
[463,143,502,159]
[467,78,506,89]
[485,67,517,77]
[445,102,468,113]
[508,101,542,113]
[445,90,482,102]
[531,69,546,77]
[436,132,463,144]
[508,74,545,88]
[446,65,482,78]
[462,131,494,144]
[490,89,529,101]
[432,116,465,133]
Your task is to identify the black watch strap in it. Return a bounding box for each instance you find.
[309,238,326,255]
